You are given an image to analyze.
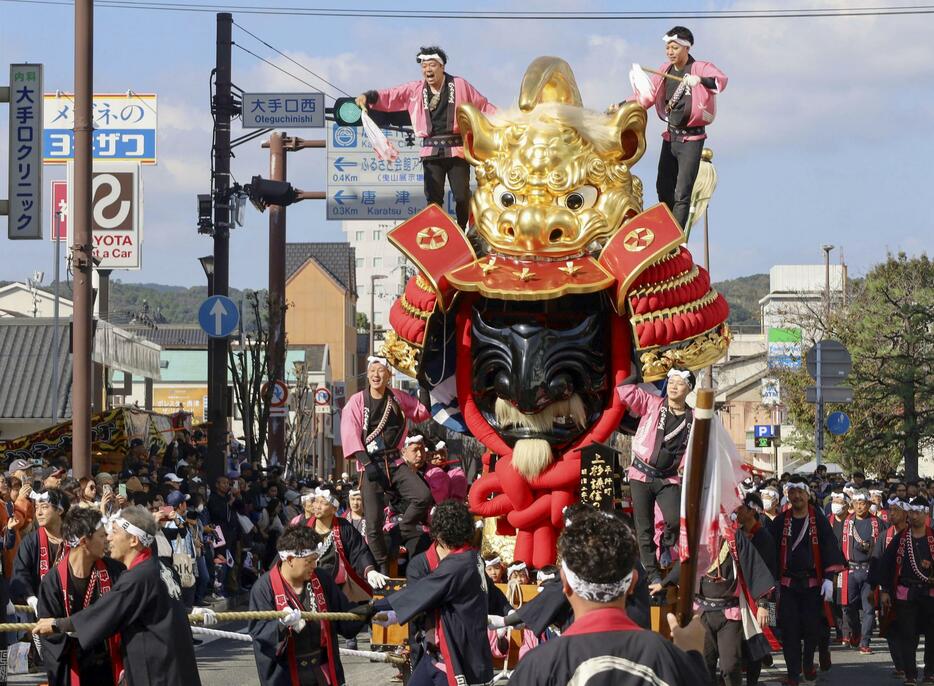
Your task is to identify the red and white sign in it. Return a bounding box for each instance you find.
[262,380,289,407]
[66,161,143,270]
[50,180,68,241]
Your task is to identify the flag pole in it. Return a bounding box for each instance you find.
[676,387,715,627]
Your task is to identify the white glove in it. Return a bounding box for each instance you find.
[373,610,398,627]
[821,579,834,602]
[191,607,218,626]
[683,74,701,88]
[27,596,39,615]
[487,614,506,629]
[367,570,390,590]
[629,63,653,99]
[5,600,14,616]
[278,607,306,632]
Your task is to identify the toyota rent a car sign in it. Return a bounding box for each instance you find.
[65,161,143,270]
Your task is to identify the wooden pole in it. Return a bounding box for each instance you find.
[641,65,684,83]
[675,387,715,627]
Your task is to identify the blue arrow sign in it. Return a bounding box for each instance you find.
[334,190,358,205]
[198,295,239,338]
[333,156,358,172]
[826,411,851,436]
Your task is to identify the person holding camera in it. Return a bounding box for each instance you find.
[339,356,429,574]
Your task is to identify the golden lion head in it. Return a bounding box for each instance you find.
[457,57,648,259]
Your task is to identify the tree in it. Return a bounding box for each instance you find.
[355,311,370,333]
[778,253,934,477]
[228,291,274,464]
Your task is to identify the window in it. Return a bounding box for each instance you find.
[354,231,365,242]
[372,256,382,268]
[373,230,382,241]
[355,258,364,269]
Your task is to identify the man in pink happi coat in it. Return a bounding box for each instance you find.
[356,45,496,228]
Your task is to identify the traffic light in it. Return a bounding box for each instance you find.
[330,96,412,129]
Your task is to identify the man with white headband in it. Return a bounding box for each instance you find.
[625,25,727,231]
[13,487,70,616]
[248,524,367,686]
[340,354,430,573]
[355,45,495,229]
[36,507,126,685]
[825,490,851,649]
[345,488,366,539]
[759,487,780,521]
[510,509,708,685]
[32,505,202,685]
[871,496,909,679]
[766,476,845,685]
[617,367,695,586]
[879,495,934,685]
[838,489,881,654]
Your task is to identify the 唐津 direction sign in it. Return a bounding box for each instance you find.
[8,63,44,240]
[242,92,324,129]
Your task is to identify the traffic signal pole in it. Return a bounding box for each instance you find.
[71,0,94,479]
[207,12,233,484]
[260,133,324,467]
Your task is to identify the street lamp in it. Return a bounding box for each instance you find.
[199,255,215,296]
[370,273,387,355]
[821,244,833,321]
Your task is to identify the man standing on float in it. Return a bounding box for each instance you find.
[628,26,727,230]
[356,45,495,229]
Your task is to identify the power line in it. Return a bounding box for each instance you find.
[4,0,934,19]
[232,42,342,101]
[233,21,351,98]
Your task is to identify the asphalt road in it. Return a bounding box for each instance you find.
[1,629,914,684]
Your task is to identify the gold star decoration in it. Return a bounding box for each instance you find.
[558,261,582,277]
[513,267,536,282]
[479,258,498,275]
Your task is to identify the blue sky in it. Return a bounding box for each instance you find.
[1,0,931,291]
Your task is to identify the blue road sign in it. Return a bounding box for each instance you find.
[826,411,851,436]
[198,296,239,338]
[754,425,776,439]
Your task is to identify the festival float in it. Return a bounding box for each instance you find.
[381,57,730,568]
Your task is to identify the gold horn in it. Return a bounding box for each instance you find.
[518,57,583,111]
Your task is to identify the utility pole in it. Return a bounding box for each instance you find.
[71,0,94,479]
[207,12,233,484]
[369,273,387,354]
[260,133,325,466]
[822,244,833,322]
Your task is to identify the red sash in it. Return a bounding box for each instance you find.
[841,515,880,605]
[269,564,338,686]
[56,552,123,686]
[425,543,440,571]
[893,527,934,598]
[309,517,373,596]
[38,527,68,580]
[780,507,822,587]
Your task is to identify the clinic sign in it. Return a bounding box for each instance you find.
[8,64,43,240]
[43,93,157,164]
[66,162,143,270]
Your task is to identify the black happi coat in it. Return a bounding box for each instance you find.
[12,528,63,601]
[767,508,845,582]
[299,515,376,588]
[68,553,201,686]
[248,566,364,686]
[37,555,126,686]
[510,607,709,686]
[387,548,505,686]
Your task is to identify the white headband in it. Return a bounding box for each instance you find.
[349,489,361,497]
[908,503,930,513]
[366,356,390,369]
[66,516,105,547]
[110,516,154,547]
[435,441,446,451]
[507,562,527,576]
[315,487,339,507]
[888,498,909,510]
[278,546,323,561]
[666,368,694,387]
[662,33,692,47]
[851,492,868,501]
[417,52,444,64]
[561,560,634,602]
[485,556,501,567]
[785,482,809,492]
[870,490,884,496]
[405,435,424,447]
[300,492,316,503]
[760,489,778,498]
[831,491,847,500]
[537,571,556,583]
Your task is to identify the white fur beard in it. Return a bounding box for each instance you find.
[512,438,554,481]
[494,395,587,434]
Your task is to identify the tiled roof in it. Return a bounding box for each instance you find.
[126,325,207,349]
[285,242,356,295]
[0,319,71,419]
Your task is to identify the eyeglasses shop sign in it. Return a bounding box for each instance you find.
[66,162,143,270]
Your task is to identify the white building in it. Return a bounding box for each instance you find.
[342,220,409,341]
